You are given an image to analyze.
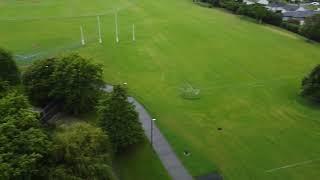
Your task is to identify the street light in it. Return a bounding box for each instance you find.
[151,118,156,147]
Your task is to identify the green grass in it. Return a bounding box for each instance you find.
[1,0,320,179]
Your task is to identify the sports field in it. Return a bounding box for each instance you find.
[1,0,320,179]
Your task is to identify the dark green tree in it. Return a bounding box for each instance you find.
[22,58,56,106]
[301,14,320,42]
[301,64,320,101]
[0,91,51,179]
[48,122,117,180]
[97,85,144,152]
[23,54,104,114]
[0,48,20,85]
[0,80,9,97]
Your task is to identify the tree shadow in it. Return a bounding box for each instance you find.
[295,95,320,110]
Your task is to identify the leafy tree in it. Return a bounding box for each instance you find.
[0,48,20,85]
[0,80,9,97]
[23,54,104,114]
[97,85,144,152]
[0,91,51,179]
[301,14,320,42]
[22,58,56,106]
[301,64,320,101]
[48,122,117,180]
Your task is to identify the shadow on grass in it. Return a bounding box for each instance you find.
[114,139,170,180]
[295,95,320,110]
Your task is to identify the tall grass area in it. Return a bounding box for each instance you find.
[1,0,320,179]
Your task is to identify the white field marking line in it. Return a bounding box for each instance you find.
[265,158,320,173]
[14,38,94,60]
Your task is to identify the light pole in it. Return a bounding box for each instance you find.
[151,118,156,147]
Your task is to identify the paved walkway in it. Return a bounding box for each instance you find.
[103,85,193,180]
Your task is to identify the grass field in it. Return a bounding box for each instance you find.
[1,0,320,179]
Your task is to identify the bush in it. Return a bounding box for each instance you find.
[221,0,241,12]
[281,22,300,34]
[301,64,320,101]
[263,11,282,26]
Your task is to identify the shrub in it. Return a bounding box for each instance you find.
[301,64,320,101]
[281,22,300,34]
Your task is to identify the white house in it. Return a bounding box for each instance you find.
[243,0,269,5]
[310,2,320,6]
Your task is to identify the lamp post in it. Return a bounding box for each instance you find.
[151,118,156,147]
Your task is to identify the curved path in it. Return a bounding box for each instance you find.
[103,85,193,180]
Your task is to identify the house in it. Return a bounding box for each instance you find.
[310,2,320,6]
[282,10,320,25]
[267,2,287,12]
[243,0,269,5]
[267,3,306,13]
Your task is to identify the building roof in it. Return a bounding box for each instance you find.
[268,3,303,11]
[283,10,320,18]
[268,2,286,8]
[283,4,300,11]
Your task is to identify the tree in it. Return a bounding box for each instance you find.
[48,122,117,180]
[23,54,104,114]
[22,58,56,106]
[97,85,144,152]
[301,14,320,42]
[0,48,20,85]
[0,91,51,179]
[301,64,320,101]
[0,80,9,97]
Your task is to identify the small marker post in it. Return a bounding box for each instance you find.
[80,26,85,45]
[132,24,135,41]
[115,12,119,43]
[97,16,102,44]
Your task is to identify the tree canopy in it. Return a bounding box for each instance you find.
[0,48,20,85]
[23,54,104,114]
[22,58,56,106]
[302,14,320,42]
[301,64,320,101]
[48,122,117,180]
[0,91,51,179]
[97,85,144,152]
